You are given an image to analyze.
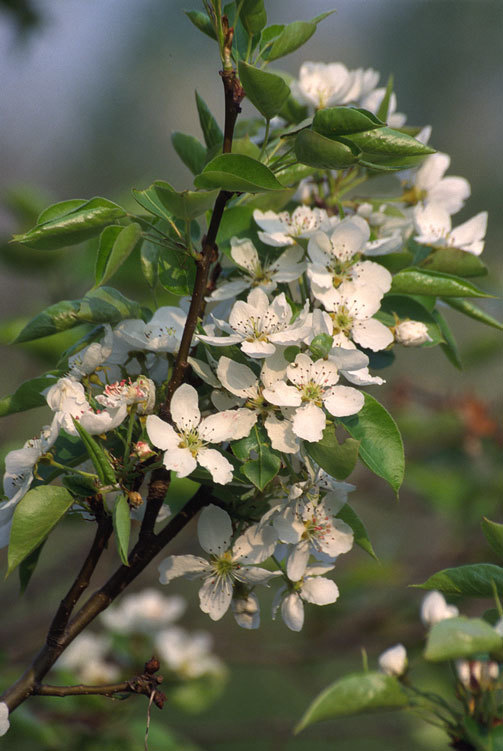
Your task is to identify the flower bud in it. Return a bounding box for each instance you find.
[394,320,432,347]
[420,591,459,626]
[378,643,407,677]
[131,440,156,462]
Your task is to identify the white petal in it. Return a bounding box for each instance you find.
[199,576,233,620]
[188,357,221,388]
[320,518,354,557]
[286,352,313,386]
[230,237,260,273]
[0,702,10,737]
[449,211,487,253]
[429,176,470,215]
[239,567,280,585]
[414,203,451,243]
[292,403,326,443]
[216,356,258,398]
[286,542,310,581]
[351,260,392,293]
[281,592,304,631]
[229,409,257,440]
[264,414,299,454]
[301,576,339,605]
[246,287,270,314]
[209,279,250,301]
[197,504,232,555]
[197,448,233,484]
[199,410,241,443]
[163,447,197,478]
[416,152,450,192]
[241,339,276,359]
[197,332,243,346]
[329,216,370,261]
[146,415,180,451]
[262,380,301,407]
[233,523,278,564]
[352,318,394,351]
[79,405,128,434]
[323,385,364,417]
[341,367,385,386]
[232,592,260,629]
[158,554,209,583]
[270,245,306,282]
[171,384,200,431]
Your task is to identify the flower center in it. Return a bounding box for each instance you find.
[301,381,324,405]
[212,551,238,578]
[179,429,204,457]
[330,306,354,335]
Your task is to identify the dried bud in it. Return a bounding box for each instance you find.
[144,656,161,674]
[127,490,144,509]
[153,690,166,709]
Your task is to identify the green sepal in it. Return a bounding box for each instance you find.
[7,486,75,576]
[113,494,131,566]
[13,197,125,250]
[295,671,408,733]
[71,418,117,486]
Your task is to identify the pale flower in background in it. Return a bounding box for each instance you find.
[378,644,408,676]
[291,62,358,109]
[155,626,226,679]
[420,591,459,626]
[101,589,186,634]
[0,703,10,737]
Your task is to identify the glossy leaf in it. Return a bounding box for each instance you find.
[238,61,290,120]
[13,197,125,250]
[113,494,131,566]
[421,247,488,277]
[295,671,408,733]
[444,297,503,331]
[0,371,60,417]
[184,9,217,40]
[376,74,394,121]
[313,107,384,137]
[345,127,434,157]
[241,0,267,35]
[94,222,141,287]
[140,239,160,289]
[8,486,75,575]
[340,393,404,496]
[171,132,207,175]
[14,299,81,343]
[150,181,218,221]
[481,518,503,560]
[158,248,197,296]
[424,617,503,662]
[267,21,317,61]
[72,418,117,485]
[231,136,261,160]
[390,267,493,298]
[237,426,281,490]
[337,505,377,560]
[414,563,503,597]
[360,154,431,173]
[78,286,144,325]
[305,424,359,480]
[432,308,462,370]
[295,129,360,170]
[194,153,284,192]
[215,206,254,246]
[195,91,223,151]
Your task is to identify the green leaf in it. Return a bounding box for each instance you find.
[215,206,254,246]
[378,294,444,347]
[424,617,503,662]
[295,671,408,733]
[295,129,360,170]
[481,518,503,560]
[171,132,207,175]
[241,0,267,35]
[78,286,144,325]
[308,333,334,360]
[195,91,223,151]
[444,297,503,331]
[149,181,218,221]
[360,154,430,173]
[305,424,359,481]
[238,62,290,120]
[276,163,317,188]
[390,267,493,298]
[376,74,394,121]
[238,426,281,490]
[72,418,116,486]
[113,494,131,566]
[94,222,141,287]
[340,393,404,496]
[267,21,317,61]
[432,308,462,370]
[231,136,261,159]
[313,107,384,138]
[421,247,488,277]
[0,371,60,417]
[14,299,81,343]
[61,474,99,498]
[13,197,125,250]
[158,248,197,296]
[194,153,284,192]
[344,127,434,157]
[414,563,503,597]
[19,542,45,593]
[140,238,160,289]
[184,10,217,40]
[337,505,377,560]
[7,486,75,575]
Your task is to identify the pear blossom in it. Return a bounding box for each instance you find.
[306,216,392,300]
[272,563,340,632]
[155,626,226,679]
[113,306,187,353]
[253,206,338,247]
[146,384,255,483]
[69,324,114,378]
[394,320,432,347]
[0,703,10,737]
[231,592,261,630]
[355,202,409,256]
[1,419,59,548]
[420,591,459,626]
[262,353,364,442]
[456,659,499,690]
[55,632,120,684]
[401,152,470,215]
[291,62,358,109]
[317,282,394,352]
[359,88,406,127]
[378,644,408,677]
[209,238,306,300]
[272,490,354,580]
[100,589,186,634]
[413,204,488,256]
[46,376,128,435]
[158,504,279,621]
[96,375,156,414]
[198,288,311,359]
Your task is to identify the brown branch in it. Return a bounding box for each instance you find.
[139,466,171,542]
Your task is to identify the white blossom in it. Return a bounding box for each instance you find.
[0,703,10,737]
[113,306,187,353]
[146,384,253,483]
[414,204,488,256]
[401,152,470,215]
[291,62,359,109]
[155,626,226,679]
[420,591,459,626]
[253,206,338,247]
[100,588,186,634]
[96,375,156,414]
[46,376,128,435]
[394,320,432,347]
[158,504,279,621]
[378,644,407,677]
[272,564,340,632]
[69,324,114,378]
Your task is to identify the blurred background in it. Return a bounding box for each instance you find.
[0,1,502,749]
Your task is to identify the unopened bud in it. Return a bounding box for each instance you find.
[131,441,156,462]
[394,320,432,347]
[420,591,459,626]
[378,644,407,677]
